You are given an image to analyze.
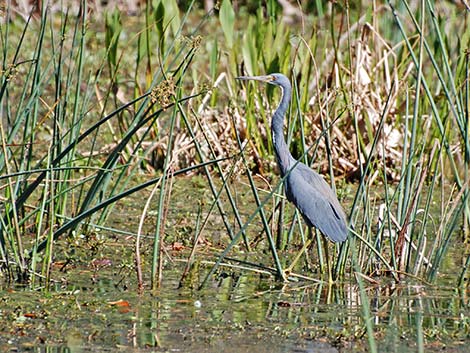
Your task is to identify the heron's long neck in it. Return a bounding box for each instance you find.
[271,85,293,176]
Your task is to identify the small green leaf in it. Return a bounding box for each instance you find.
[164,0,181,36]
[154,1,165,41]
[209,38,218,80]
[219,0,235,49]
[241,18,256,76]
[105,9,122,68]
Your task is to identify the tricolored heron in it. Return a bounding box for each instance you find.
[237,73,348,243]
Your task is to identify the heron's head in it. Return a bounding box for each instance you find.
[236,73,290,88]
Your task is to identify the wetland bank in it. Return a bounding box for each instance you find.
[1,1,470,352]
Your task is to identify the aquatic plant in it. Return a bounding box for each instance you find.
[0,1,468,296]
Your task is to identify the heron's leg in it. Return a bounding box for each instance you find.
[323,237,333,284]
[313,227,325,274]
[284,231,313,276]
[303,227,314,271]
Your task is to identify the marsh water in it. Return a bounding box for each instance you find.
[2,262,469,352]
[0,180,468,352]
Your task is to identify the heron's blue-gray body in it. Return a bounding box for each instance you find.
[238,73,348,243]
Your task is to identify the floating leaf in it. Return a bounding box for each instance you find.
[108,299,131,307]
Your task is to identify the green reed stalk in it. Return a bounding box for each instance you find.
[275,195,286,250]
[42,162,55,285]
[232,115,285,279]
[151,96,178,290]
[351,237,377,353]
[61,6,87,218]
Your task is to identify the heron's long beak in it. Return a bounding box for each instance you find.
[236,75,274,83]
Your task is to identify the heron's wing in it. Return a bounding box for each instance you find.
[285,163,348,242]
